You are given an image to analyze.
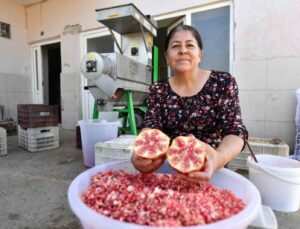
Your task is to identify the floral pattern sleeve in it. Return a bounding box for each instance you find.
[142,83,163,129]
[216,75,248,144]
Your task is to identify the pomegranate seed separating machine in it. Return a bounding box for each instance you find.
[80,4,158,135]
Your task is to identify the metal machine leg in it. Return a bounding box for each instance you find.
[126,90,137,135]
[92,101,99,119]
[93,91,144,135]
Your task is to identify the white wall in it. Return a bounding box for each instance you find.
[25,0,217,42]
[60,25,82,129]
[0,0,32,120]
[14,0,300,150]
[233,0,300,149]
[24,0,223,130]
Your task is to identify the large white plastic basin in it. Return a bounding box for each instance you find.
[68,160,263,229]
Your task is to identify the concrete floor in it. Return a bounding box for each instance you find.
[0,129,83,229]
[0,128,299,229]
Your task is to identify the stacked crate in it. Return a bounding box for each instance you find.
[0,127,7,156]
[228,137,289,170]
[17,104,59,152]
[95,135,136,166]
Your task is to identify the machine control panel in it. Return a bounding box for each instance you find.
[86,60,97,72]
[131,47,139,56]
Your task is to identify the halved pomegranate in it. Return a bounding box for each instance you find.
[167,135,206,173]
[133,129,170,159]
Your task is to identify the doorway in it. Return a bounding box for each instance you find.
[42,43,62,123]
[31,41,62,123]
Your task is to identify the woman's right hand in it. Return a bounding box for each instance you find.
[131,152,166,173]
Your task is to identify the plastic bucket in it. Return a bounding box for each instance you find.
[247,154,300,212]
[68,160,267,229]
[78,119,119,167]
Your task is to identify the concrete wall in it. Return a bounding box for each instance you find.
[24,0,217,43]
[24,0,218,130]
[60,25,82,129]
[2,0,299,150]
[0,0,32,120]
[233,0,300,149]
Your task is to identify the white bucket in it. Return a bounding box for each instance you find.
[247,154,300,212]
[78,119,119,167]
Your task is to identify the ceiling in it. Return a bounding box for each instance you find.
[14,0,44,6]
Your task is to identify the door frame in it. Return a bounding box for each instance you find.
[80,28,120,120]
[80,28,110,120]
[30,39,61,104]
[166,17,186,77]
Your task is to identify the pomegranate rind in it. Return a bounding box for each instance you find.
[133,129,170,159]
[167,135,206,173]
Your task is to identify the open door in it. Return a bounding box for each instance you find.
[31,46,43,103]
[42,43,62,123]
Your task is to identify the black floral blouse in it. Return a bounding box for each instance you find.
[142,70,248,148]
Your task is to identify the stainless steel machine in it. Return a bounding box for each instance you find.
[80,4,157,134]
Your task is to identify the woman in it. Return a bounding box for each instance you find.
[131,25,248,182]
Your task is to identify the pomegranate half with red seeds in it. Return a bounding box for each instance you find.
[133,129,170,159]
[167,134,206,173]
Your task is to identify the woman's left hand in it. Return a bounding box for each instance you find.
[178,143,219,183]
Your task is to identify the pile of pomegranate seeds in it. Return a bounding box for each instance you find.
[82,170,245,227]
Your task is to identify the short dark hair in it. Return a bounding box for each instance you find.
[165,24,203,51]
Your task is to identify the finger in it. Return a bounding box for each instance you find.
[188,171,210,181]
[133,155,153,166]
[131,155,153,173]
[153,157,164,167]
[178,173,208,184]
[144,158,164,173]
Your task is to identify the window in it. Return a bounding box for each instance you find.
[192,6,230,72]
[0,22,11,39]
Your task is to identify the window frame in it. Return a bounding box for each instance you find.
[154,1,233,73]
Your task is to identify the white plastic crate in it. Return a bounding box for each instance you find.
[0,127,7,156]
[95,135,136,166]
[228,137,290,170]
[18,125,59,152]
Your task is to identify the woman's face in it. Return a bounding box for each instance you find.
[166,30,202,74]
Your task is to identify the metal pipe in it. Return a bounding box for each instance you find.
[108,28,123,54]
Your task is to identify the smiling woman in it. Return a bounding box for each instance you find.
[165,28,207,97]
[131,24,248,183]
[166,30,201,78]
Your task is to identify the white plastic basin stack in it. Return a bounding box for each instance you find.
[248,155,300,212]
[68,160,277,229]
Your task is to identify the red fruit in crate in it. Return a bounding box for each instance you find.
[167,135,206,173]
[133,129,170,159]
